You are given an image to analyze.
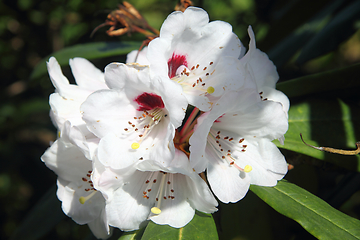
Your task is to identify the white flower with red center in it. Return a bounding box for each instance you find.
[147,7,246,111]
[41,121,110,239]
[189,88,289,203]
[81,62,188,170]
[92,149,217,231]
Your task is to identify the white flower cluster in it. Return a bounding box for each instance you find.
[41,7,289,239]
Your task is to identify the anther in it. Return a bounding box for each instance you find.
[244,165,252,173]
[151,207,162,215]
[131,142,140,149]
[207,86,215,94]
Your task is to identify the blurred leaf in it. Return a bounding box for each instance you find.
[277,62,360,98]
[10,185,66,240]
[251,180,360,240]
[30,41,141,80]
[268,0,343,67]
[140,211,218,240]
[297,1,360,64]
[276,97,360,171]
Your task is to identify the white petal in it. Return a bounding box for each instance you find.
[126,47,150,65]
[150,174,195,228]
[189,112,212,173]
[211,90,288,140]
[206,149,251,203]
[47,57,70,88]
[69,58,107,91]
[56,178,105,224]
[41,137,92,184]
[81,89,136,138]
[105,171,153,231]
[87,209,111,239]
[246,139,288,186]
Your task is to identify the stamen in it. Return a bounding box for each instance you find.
[150,172,167,215]
[79,190,97,204]
[208,130,251,174]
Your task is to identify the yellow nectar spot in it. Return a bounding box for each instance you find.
[207,86,215,94]
[131,142,140,149]
[151,207,161,215]
[244,165,252,173]
[79,197,86,204]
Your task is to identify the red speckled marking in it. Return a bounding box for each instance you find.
[135,92,164,111]
[167,53,187,78]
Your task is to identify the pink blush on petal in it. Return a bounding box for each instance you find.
[168,53,188,78]
[135,92,165,111]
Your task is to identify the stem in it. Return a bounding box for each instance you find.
[179,128,194,144]
[180,107,199,137]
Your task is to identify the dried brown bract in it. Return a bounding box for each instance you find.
[91,1,159,38]
[175,0,193,12]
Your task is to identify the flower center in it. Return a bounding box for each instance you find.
[124,93,168,151]
[135,92,165,111]
[141,171,175,215]
[168,53,188,79]
[167,52,216,95]
[208,129,252,173]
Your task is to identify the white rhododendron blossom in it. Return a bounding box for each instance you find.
[42,6,290,238]
[81,63,187,170]
[240,26,290,115]
[47,57,108,131]
[41,122,110,239]
[147,7,246,111]
[47,57,108,159]
[189,88,288,203]
[93,150,217,231]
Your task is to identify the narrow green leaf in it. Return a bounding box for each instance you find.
[250,180,360,239]
[141,212,218,240]
[297,1,360,64]
[276,97,360,171]
[10,185,66,240]
[30,41,141,80]
[277,62,360,98]
[267,0,343,67]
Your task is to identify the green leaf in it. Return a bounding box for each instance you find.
[277,62,360,98]
[218,191,274,240]
[251,180,360,239]
[267,0,343,67]
[30,41,141,80]
[118,228,145,240]
[10,185,66,240]
[140,212,218,240]
[297,1,360,64]
[276,97,360,171]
